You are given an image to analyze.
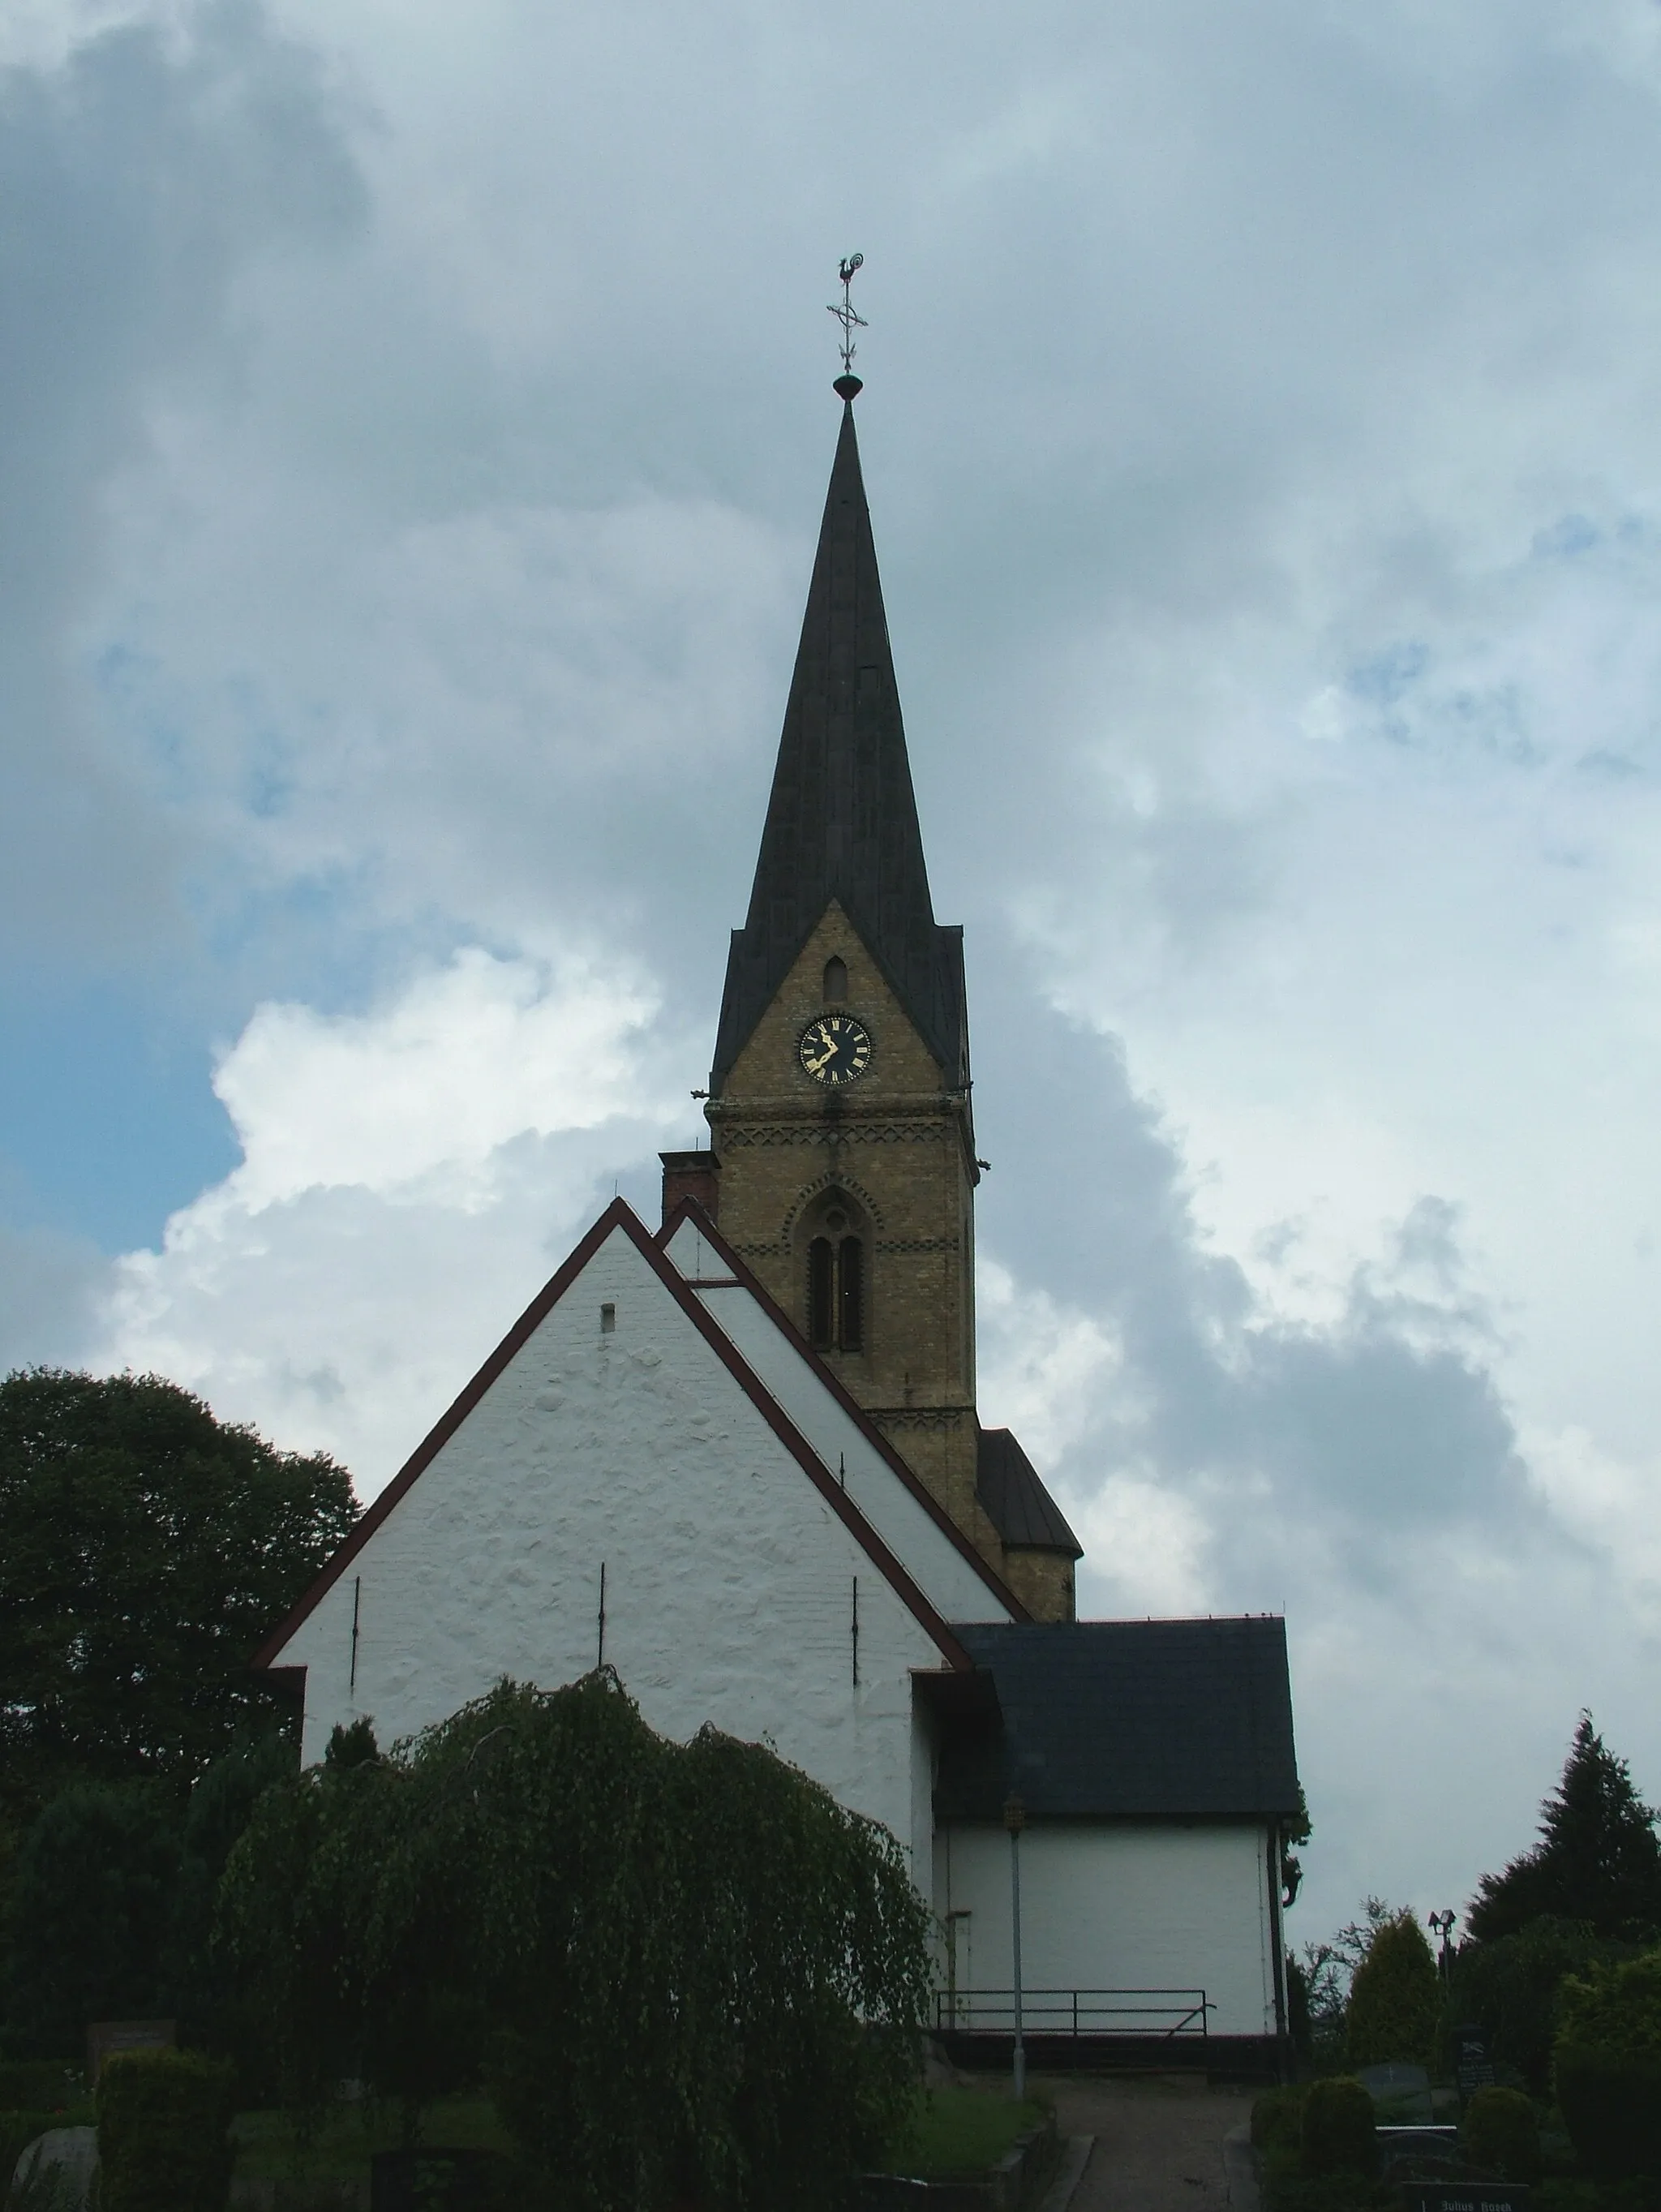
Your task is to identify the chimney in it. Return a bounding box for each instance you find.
[659,1151,721,1227]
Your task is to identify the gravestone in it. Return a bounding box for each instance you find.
[1452,2025,1497,2100]
[86,2018,175,2082]
[10,2125,99,2212]
[1358,2062,1434,2124]
[1408,2188,1528,2212]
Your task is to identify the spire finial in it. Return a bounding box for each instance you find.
[828,252,866,399]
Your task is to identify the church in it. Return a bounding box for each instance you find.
[254,370,1301,2077]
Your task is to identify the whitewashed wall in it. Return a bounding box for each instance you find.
[272,1222,951,1861]
[933,1821,1278,2039]
[663,1215,1015,1628]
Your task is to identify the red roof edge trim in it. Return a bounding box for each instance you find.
[656,1196,1032,1624]
[251,1197,641,1669]
[255,1196,973,1677]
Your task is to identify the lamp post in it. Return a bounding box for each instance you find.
[1428,1909,1456,1982]
[1004,1793,1027,2101]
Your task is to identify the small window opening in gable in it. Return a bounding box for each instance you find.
[600,1303,616,1334]
[822,956,848,1003]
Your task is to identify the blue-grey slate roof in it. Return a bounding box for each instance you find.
[934,1617,1300,1823]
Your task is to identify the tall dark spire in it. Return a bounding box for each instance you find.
[711,392,968,1089]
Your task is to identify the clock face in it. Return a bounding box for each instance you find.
[799,1012,873,1086]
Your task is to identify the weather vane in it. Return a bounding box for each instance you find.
[828,253,867,378]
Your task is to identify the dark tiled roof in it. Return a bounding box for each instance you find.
[976,1428,1082,1556]
[934,1617,1301,1822]
[712,397,968,1089]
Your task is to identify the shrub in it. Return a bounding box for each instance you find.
[1463,2086,1542,2182]
[0,2064,83,2111]
[1301,2077,1376,2178]
[97,2047,236,2212]
[1554,1951,1661,2180]
[1251,2085,1308,2166]
[1347,1911,1441,2068]
[1450,1917,1635,2091]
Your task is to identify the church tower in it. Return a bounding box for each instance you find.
[668,376,1081,1622]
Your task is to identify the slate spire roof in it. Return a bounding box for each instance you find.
[712,389,968,1089]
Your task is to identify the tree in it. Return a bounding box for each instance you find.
[6,1782,182,2056]
[1469,1715,1661,1944]
[1347,1909,1441,2068]
[1449,1917,1637,2091]
[220,1673,934,2210]
[0,1369,357,1828]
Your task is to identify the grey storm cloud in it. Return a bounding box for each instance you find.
[0,1,365,969]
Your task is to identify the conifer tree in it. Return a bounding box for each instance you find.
[1346,1909,1441,2068]
[1468,1714,1661,1943]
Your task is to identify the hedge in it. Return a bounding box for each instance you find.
[97,2048,236,2212]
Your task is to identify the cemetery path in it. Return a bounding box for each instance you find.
[1035,2075,1256,2212]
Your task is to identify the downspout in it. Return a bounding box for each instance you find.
[1267,1822,1290,2081]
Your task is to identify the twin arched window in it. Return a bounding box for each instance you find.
[807,1204,864,1352]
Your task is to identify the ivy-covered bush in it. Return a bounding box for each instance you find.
[220,1673,933,2212]
[97,2047,236,2212]
[1462,2086,1541,2182]
[1347,1910,1441,2068]
[1554,1951,1661,2180]
[1301,2077,1376,2178]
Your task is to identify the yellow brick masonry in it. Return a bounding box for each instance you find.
[709,898,1026,1595]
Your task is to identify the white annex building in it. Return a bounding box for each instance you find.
[255,372,1301,2077]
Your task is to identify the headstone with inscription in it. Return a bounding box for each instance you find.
[1452,2024,1497,2100]
[86,2018,175,2082]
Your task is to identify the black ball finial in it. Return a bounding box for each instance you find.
[834,373,863,402]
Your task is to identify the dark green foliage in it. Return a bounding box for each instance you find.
[1300,2077,1376,2178]
[1463,2086,1541,2181]
[219,1674,933,2212]
[1450,1918,1635,2091]
[1286,1953,1313,2056]
[165,1736,297,2062]
[1555,1952,1661,2180]
[0,2064,82,2109]
[1251,2085,1307,2164]
[6,1783,181,2056]
[1470,1716,1661,1944]
[1555,2047,1661,2180]
[97,2047,236,2212]
[1346,1911,1441,2068]
[0,1368,356,1832]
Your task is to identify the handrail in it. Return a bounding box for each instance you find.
[934,1987,1208,2039]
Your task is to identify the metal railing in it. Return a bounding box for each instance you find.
[934,1988,1209,2040]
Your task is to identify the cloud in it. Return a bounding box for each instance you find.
[0,0,366,969]
[91,944,685,1484]
[6,0,1661,1952]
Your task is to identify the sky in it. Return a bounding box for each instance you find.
[4,0,1661,1947]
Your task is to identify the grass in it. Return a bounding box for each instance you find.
[903,2084,1049,2179]
[232,2082,1048,2190]
[231,2095,512,2185]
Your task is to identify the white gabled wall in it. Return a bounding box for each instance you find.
[936,1822,1278,2039]
[662,1215,1013,1626]
[270,1224,947,1858]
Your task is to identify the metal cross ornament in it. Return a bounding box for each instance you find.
[828,253,867,374]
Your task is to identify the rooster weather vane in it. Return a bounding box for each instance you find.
[828,253,867,379]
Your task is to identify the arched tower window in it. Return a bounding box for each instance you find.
[802,1194,866,1353]
[822,955,848,1003]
